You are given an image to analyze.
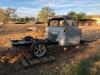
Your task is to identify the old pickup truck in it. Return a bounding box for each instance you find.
[11,16,81,58]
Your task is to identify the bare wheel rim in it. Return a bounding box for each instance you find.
[33,44,46,57]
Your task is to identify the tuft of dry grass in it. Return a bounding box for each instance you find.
[36,54,100,75]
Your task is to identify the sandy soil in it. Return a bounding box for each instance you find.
[0,24,100,75]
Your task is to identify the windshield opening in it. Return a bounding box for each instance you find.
[48,19,65,27]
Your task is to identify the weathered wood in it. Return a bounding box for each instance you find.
[19,55,56,68]
[49,56,56,60]
[39,58,45,63]
[29,59,40,65]
[44,56,51,61]
[42,57,48,62]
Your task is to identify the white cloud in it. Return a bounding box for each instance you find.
[16,7,41,17]
[1,0,100,17]
[44,3,77,8]
[87,12,100,15]
[86,4,100,7]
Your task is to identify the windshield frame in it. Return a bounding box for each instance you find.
[48,18,66,27]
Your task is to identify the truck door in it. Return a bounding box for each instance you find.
[59,20,81,46]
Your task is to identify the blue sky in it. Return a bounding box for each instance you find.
[0,0,100,17]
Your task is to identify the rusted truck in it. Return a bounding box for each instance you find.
[11,16,81,58]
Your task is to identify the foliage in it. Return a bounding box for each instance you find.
[67,11,88,19]
[5,8,17,21]
[37,7,55,23]
[37,54,100,75]
[0,8,17,23]
[76,13,87,19]
[15,17,33,24]
[0,8,8,23]
[67,11,77,19]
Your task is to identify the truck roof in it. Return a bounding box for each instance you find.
[48,17,64,20]
[48,15,73,20]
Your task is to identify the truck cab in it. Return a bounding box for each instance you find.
[11,16,81,58]
[46,16,81,47]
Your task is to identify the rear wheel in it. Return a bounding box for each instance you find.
[32,44,47,58]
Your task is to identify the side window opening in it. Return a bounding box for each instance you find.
[59,20,64,26]
[66,19,77,26]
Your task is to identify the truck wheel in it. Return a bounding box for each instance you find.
[32,44,47,58]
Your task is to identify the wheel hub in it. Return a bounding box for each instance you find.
[33,44,46,57]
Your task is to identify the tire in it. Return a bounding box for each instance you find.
[32,43,47,58]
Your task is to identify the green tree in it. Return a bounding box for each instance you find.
[67,11,87,19]
[0,8,9,23]
[76,12,87,19]
[37,7,55,23]
[24,17,30,22]
[5,8,17,21]
[67,11,77,19]
[0,8,17,23]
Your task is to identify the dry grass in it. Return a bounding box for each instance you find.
[79,26,100,32]
[0,23,45,47]
[79,26,100,29]
[0,32,44,47]
[34,39,100,75]
[0,24,100,75]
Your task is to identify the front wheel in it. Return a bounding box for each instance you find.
[32,44,47,58]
